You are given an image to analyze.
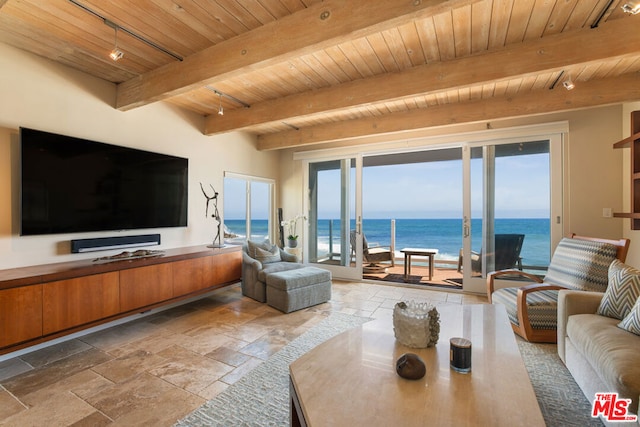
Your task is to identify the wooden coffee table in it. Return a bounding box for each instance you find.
[289,304,544,426]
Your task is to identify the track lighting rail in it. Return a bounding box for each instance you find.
[68,0,183,62]
[205,87,251,109]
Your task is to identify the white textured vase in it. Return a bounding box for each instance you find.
[393,301,440,348]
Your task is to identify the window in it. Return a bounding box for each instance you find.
[223,172,274,243]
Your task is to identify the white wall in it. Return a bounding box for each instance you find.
[0,42,280,269]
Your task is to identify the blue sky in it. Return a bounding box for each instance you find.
[321,153,550,219]
[223,178,271,219]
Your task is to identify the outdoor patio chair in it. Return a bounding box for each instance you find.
[349,230,395,271]
[457,234,525,274]
[487,234,630,343]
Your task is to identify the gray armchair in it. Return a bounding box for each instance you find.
[242,239,302,302]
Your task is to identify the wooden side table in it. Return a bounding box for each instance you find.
[400,248,438,281]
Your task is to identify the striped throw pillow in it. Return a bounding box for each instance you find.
[597,259,640,320]
[618,296,640,336]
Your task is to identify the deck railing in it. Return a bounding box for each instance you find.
[318,218,546,274]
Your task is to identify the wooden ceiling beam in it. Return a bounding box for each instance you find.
[115,0,482,111]
[206,18,640,135]
[256,72,640,150]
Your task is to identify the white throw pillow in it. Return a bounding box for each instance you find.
[253,244,281,264]
[247,239,272,259]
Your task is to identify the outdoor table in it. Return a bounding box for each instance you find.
[400,248,438,281]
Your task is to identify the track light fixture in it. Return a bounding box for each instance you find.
[622,2,640,14]
[549,70,575,90]
[110,49,123,61]
[109,26,123,61]
[218,93,224,116]
[204,87,250,115]
[69,0,183,62]
[562,75,575,90]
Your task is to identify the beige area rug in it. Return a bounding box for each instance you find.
[176,313,602,427]
[516,338,603,427]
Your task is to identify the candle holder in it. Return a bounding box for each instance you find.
[392,301,440,348]
[450,337,472,373]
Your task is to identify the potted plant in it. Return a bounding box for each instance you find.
[281,214,306,248]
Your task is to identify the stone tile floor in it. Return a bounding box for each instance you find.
[0,281,486,426]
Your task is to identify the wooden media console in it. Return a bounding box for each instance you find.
[0,245,241,355]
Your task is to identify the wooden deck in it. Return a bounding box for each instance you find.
[362,263,463,289]
[317,255,465,289]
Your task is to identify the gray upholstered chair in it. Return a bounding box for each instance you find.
[488,234,630,343]
[241,239,302,302]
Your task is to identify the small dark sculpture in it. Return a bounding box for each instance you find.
[200,182,223,248]
[396,353,426,380]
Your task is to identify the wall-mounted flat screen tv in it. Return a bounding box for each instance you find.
[20,127,188,236]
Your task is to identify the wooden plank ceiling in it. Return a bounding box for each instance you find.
[1,0,639,150]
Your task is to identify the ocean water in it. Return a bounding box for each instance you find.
[225,218,551,267]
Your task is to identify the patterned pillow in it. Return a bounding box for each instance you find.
[253,244,281,264]
[617,296,640,336]
[597,259,640,320]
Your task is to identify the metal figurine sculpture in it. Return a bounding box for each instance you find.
[200,182,223,248]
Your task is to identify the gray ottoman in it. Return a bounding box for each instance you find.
[265,267,332,313]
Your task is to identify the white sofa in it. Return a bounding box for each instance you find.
[558,290,640,425]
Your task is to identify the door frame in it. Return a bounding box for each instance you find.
[303,154,363,280]
[296,121,568,291]
[461,131,565,294]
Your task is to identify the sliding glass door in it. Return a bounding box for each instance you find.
[461,136,563,293]
[307,157,362,280]
[300,126,563,288]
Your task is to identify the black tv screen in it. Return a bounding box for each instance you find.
[20,127,188,236]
